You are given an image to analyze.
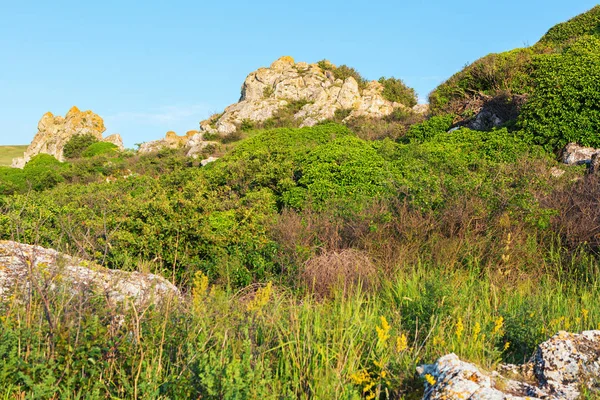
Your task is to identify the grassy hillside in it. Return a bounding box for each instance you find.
[428,5,600,144]
[0,145,27,166]
[2,7,600,399]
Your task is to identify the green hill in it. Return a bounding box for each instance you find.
[429,5,600,150]
[0,145,27,166]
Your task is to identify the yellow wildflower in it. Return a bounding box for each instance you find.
[425,374,437,386]
[583,308,589,321]
[376,316,391,343]
[473,322,481,341]
[247,281,273,312]
[504,342,510,351]
[455,318,464,340]
[492,316,504,335]
[396,334,408,352]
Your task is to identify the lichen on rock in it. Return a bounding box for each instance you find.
[198,56,421,135]
[0,241,179,307]
[12,107,123,168]
[418,330,600,400]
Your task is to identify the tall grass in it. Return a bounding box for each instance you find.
[2,259,599,399]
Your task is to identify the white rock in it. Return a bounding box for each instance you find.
[0,241,179,307]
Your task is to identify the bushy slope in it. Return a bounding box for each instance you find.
[428,5,600,151]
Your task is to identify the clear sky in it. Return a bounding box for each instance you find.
[0,1,597,148]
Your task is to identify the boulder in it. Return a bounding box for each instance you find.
[0,241,179,307]
[418,330,600,400]
[562,143,600,166]
[198,56,419,136]
[12,107,123,168]
[139,131,220,159]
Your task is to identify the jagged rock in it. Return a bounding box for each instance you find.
[198,56,418,135]
[186,133,219,158]
[418,330,600,400]
[0,241,179,307]
[562,143,600,166]
[533,330,600,399]
[412,103,430,115]
[12,107,123,168]
[417,354,544,399]
[104,133,124,150]
[139,130,219,157]
[462,94,526,131]
[138,130,196,154]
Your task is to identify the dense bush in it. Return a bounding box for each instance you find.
[316,59,368,89]
[403,114,455,143]
[0,154,65,194]
[518,36,600,150]
[536,5,600,48]
[429,48,534,117]
[378,77,417,107]
[82,141,119,157]
[63,133,99,159]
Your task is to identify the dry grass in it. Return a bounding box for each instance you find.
[301,249,377,298]
[0,145,28,166]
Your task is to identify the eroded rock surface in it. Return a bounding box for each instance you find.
[0,241,179,307]
[198,56,421,135]
[562,143,600,166]
[12,107,123,168]
[418,331,600,400]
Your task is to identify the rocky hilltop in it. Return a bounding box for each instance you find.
[12,106,123,168]
[199,56,425,135]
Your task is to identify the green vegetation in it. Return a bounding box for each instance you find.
[518,36,600,150]
[63,133,100,159]
[428,48,534,117]
[317,59,368,89]
[378,77,417,107]
[3,7,600,398]
[82,141,119,157]
[536,5,600,48]
[0,145,27,166]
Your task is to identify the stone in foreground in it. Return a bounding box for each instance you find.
[0,241,179,306]
[418,330,600,400]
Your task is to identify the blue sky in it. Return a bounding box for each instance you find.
[0,1,597,148]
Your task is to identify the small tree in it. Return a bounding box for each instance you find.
[63,134,99,159]
[378,77,417,107]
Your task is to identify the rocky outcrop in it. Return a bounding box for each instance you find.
[138,130,219,159]
[0,241,179,307]
[562,143,600,166]
[418,330,600,400]
[198,56,422,135]
[461,94,527,131]
[12,107,124,168]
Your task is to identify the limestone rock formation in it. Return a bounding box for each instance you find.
[12,107,123,168]
[418,330,600,400]
[138,130,219,159]
[198,56,420,135]
[0,241,179,307]
[562,143,600,166]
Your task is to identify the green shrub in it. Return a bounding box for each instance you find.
[82,142,118,158]
[429,48,534,117]
[378,77,417,107]
[333,65,368,89]
[403,115,455,143]
[536,5,600,48]
[518,36,600,150]
[63,134,99,159]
